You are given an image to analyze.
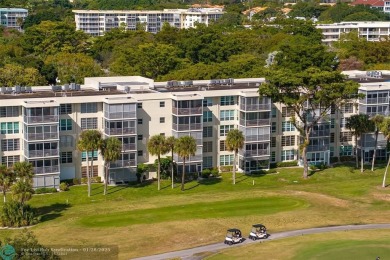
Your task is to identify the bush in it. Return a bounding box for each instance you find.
[92,176,101,183]
[35,187,57,194]
[220,166,233,172]
[201,169,211,179]
[1,200,39,227]
[276,161,298,168]
[267,168,277,174]
[330,157,339,163]
[211,168,219,176]
[269,163,277,169]
[73,178,81,185]
[340,156,354,162]
[81,177,88,184]
[59,182,69,191]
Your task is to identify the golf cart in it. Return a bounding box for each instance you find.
[224,228,244,245]
[248,224,269,240]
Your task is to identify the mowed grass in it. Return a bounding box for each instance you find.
[0,166,388,259]
[206,230,390,260]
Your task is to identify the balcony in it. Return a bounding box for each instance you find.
[174,154,202,163]
[172,107,202,115]
[110,160,136,168]
[122,143,136,151]
[240,104,271,112]
[241,149,269,157]
[33,166,60,174]
[245,134,270,142]
[306,145,329,152]
[24,115,58,124]
[365,97,388,104]
[105,128,136,136]
[172,123,202,131]
[26,133,59,141]
[25,149,59,158]
[239,119,270,127]
[104,112,136,119]
[310,129,330,138]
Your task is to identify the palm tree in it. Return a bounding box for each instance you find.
[175,136,197,191]
[11,180,34,205]
[370,114,384,171]
[13,162,33,183]
[101,137,122,195]
[226,129,245,185]
[77,130,103,197]
[346,114,374,172]
[147,135,169,191]
[166,136,176,189]
[0,165,16,203]
[380,117,390,188]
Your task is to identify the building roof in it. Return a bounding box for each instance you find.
[0,8,28,12]
[350,0,385,7]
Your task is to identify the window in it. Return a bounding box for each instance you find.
[203,126,213,138]
[331,104,336,114]
[138,119,143,124]
[160,101,165,107]
[60,119,72,131]
[81,118,97,130]
[271,137,276,148]
[271,151,276,162]
[330,146,334,157]
[1,139,19,151]
[331,118,335,129]
[0,106,19,117]
[330,133,335,143]
[220,154,234,166]
[81,103,98,113]
[137,103,142,109]
[341,103,353,114]
[160,133,165,136]
[281,136,295,146]
[0,122,19,134]
[203,98,212,107]
[282,107,294,117]
[281,150,295,161]
[137,150,143,156]
[137,135,143,141]
[203,141,213,153]
[61,151,72,164]
[220,125,234,136]
[340,132,352,142]
[220,110,235,121]
[340,118,347,128]
[340,145,353,156]
[220,96,234,106]
[271,122,276,133]
[203,156,213,168]
[60,135,73,147]
[271,108,277,118]
[220,140,227,151]
[1,155,20,167]
[203,111,212,122]
[60,104,72,114]
[160,117,165,123]
[81,151,98,161]
[282,121,295,132]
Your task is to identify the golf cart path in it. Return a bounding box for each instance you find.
[133,223,390,260]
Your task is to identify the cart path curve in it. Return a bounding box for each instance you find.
[132,223,390,260]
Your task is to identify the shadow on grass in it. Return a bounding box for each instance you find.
[37,203,71,222]
[184,183,200,191]
[236,176,249,184]
[199,177,222,186]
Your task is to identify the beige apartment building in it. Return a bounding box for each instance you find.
[0,73,389,188]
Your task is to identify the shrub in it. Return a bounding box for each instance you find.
[211,168,219,177]
[269,163,277,169]
[1,200,39,227]
[59,182,69,191]
[92,176,101,183]
[276,161,298,167]
[330,157,339,163]
[35,187,57,194]
[220,166,233,172]
[73,178,81,185]
[340,156,354,162]
[201,169,211,178]
[81,177,88,184]
[267,168,277,174]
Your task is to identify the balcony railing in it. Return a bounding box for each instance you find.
[110,160,136,168]
[25,149,59,158]
[361,140,387,148]
[104,112,136,119]
[240,104,271,111]
[310,130,330,137]
[241,149,269,157]
[306,145,329,152]
[174,154,202,163]
[239,119,270,127]
[172,107,202,115]
[104,128,136,136]
[26,133,59,141]
[24,115,58,124]
[172,123,202,131]
[365,97,389,104]
[122,143,136,151]
[245,134,270,142]
[33,166,60,174]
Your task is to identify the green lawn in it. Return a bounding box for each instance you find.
[0,166,389,259]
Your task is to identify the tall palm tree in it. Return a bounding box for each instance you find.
[175,136,197,191]
[380,117,390,188]
[11,180,34,206]
[101,137,122,195]
[370,114,384,171]
[166,136,176,189]
[77,130,103,197]
[346,114,374,172]
[147,135,169,191]
[0,165,16,203]
[226,129,245,185]
[13,162,33,183]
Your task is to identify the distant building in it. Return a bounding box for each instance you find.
[0,8,28,31]
[351,0,390,14]
[72,8,225,36]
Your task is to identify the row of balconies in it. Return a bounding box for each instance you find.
[33,166,59,174]
[24,115,58,124]
[25,133,59,141]
[24,149,59,158]
[104,111,137,119]
[239,103,271,112]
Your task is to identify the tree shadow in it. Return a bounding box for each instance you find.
[198,177,222,186]
[106,185,130,195]
[37,203,71,223]
[184,183,200,191]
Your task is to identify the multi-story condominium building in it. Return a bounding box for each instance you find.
[0,8,28,31]
[1,72,389,189]
[316,21,390,44]
[73,8,224,36]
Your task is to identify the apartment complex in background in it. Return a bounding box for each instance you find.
[0,8,28,31]
[316,21,390,44]
[73,8,224,36]
[351,0,390,14]
[1,72,389,188]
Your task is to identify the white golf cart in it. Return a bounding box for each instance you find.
[248,224,269,240]
[224,228,244,245]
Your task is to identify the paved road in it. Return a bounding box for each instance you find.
[133,223,390,260]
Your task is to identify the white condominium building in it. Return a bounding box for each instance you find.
[73,8,225,36]
[0,8,28,32]
[0,72,389,189]
[316,21,390,44]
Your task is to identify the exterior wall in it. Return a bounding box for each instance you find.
[0,8,28,31]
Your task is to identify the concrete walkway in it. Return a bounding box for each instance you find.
[133,223,390,260]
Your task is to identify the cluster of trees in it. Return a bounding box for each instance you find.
[0,162,37,227]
